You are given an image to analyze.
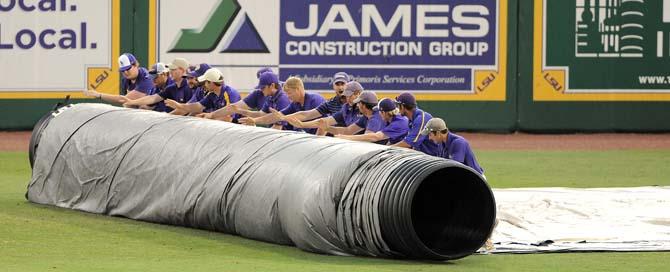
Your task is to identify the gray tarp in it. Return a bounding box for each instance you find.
[27,103,496,260]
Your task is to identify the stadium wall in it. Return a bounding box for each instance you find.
[1,0,667,132]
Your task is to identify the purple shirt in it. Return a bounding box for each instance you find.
[188,87,205,103]
[436,132,484,174]
[243,90,266,110]
[332,103,361,127]
[198,85,241,113]
[281,92,326,134]
[159,79,193,106]
[381,115,409,144]
[122,67,154,94]
[355,110,385,133]
[146,77,173,112]
[243,89,290,113]
[405,108,439,156]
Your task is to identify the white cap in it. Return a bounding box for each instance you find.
[198,68,224,83]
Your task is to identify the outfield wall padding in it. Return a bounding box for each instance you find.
[26,103,496,260]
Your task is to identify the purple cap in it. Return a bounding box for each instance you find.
[118,53,137,72]
[185,63,212,78]
[256,72,280,89]
[256,67,274,79]
[374,98,397,112]
[332,72,349,85]
[395,92,416,106]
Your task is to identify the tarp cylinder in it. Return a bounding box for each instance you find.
[27,103,496,260]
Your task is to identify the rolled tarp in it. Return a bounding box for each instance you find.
[27,103,496,260]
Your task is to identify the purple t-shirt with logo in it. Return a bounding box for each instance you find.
[382,115,409,144]
[281,92,326,134]
[122,67,154,94]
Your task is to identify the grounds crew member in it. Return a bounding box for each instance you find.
[143,62,173,112]
[421,118,484,175]
[280,81,370,135]
[240,76,325,134]
[314,72,350,117]
[165,68,240,117]
[83,53,153,104]
[185,63,211,104]
[392,92,439,155]
[200,71,290,129]
[335,98,408,144]
[124,58,193,113]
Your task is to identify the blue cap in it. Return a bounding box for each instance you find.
[395,92,416,106]
[185,63,211,78]
[118,53,137,72]
[374,98,397,112]
[332,72,349,85]
[256,72,279,89]
[256,67,274,79]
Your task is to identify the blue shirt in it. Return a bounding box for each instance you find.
[261,89,290,113]
[315,95,343,116]
[146,77,173,112]
[436,132,484,174]
[405,108,439,156]
[243,89,266,110]
[122,67,154,94]
[381,115,409,145]
[355,110,385,133]
[159,79,193,111]
[281,92,326,134]
[332,103,361,127]
[188,87,205,103]
[198,85,241,113]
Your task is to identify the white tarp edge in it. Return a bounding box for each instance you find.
[482,186,670,253]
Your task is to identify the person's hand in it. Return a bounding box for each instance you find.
[239,117,256,126]
[164,99,181,110]
[229,104,240,114]
[269,108,286,120]
[285,116,303,128]
[83,89,101,98]
[123,99,138,107]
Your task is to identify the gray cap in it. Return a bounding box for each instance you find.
[353,91,378,104]
[332,72,349,85]
[420,118,448,135]
[343,81,364,96]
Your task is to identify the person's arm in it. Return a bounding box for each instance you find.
[165,99,205,114]
[287,109,323,121]
[392,141,412,148]
[170,108,189,116]
[206,101,249,119]
[286,116,336,129]
[326,123,364,136]
[336,131,387,142]
[83,89,130,105]
[124,94,163,107]
[239,112,281,126]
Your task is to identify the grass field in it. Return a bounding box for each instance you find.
[1,150,669,271]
